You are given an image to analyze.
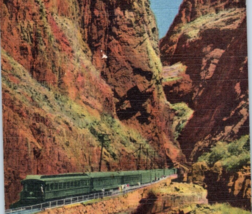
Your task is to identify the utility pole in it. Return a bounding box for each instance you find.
[98,133,110,172]
[137,144,142,170]
[145,149,149,169]
[153,151,156,169]
[99,137,104,172]
[163,155,166,169]
[153,151,157,180]
[118,152,121,170]
[150,151,156,169]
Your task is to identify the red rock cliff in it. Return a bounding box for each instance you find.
[1,0,183,208]
[159,0,249,210]
[159,0,248,161]
[190,162,251,210]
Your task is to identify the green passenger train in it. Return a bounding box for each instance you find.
[11,168,177,208]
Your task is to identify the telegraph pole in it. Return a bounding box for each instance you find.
[98,133,110,172]
[137,144,142,170]
[98,135,104,172]
[153,151,156,180]
[150,151,156,169]
[145,149,149,169]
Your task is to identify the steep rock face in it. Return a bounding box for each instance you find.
[1,0,183,162]
[178,18,248,161]
[77,0,182,163]
[159,1,249,209]
[190,162,251,210]
[1,0,182,208]
[159,0,248,161]
[1,0,115,112]
[2,49,119,208]
[160,0,246,64]
[160,0,246,107]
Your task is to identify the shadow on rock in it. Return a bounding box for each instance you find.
[133,191,158,214]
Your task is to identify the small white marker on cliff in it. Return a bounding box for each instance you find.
[101,50,108,59]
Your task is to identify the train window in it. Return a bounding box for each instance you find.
[74,181,77,187]
[28,183,34,191]
[97,178,101,185]
[50,184,54,190]
[71,182,73,187]
[46,184,49,191]
[55,183,58,189]
[59,183,62,189]
[67,182,70,188]
[23,184,27,191]
[63,183,66,189]
[77,181,80,186]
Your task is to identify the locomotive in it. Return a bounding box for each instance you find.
[11,168,177,208]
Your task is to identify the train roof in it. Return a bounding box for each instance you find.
[88,171,123,178]
[22,168,171,182]
[22,171,132,181]
[22,173,89,182]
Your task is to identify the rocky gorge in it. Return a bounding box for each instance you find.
[160,0,250,211]
[1,0,250,211]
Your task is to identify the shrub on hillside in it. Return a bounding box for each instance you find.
[198,135,250,172]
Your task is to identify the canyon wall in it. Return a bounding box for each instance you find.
[159,0,248,161]
[1,0,250,210]
[1,0,183,208]
[159,0,250,210]
[190,162,251,210]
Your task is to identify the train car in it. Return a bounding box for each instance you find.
[136,170,152,184]
[43,174,91,200]
[89,171,123,192]
[164,168,176,177]
[11,173,91,208]
[121,170,142,186]
[11,168,177,208]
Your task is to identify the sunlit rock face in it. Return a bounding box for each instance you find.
[1,0,184,208]
[191,161,251,210]
[159,0,248,161]
[159,1,249,210]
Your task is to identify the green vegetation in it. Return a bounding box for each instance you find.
[169,102,193,140]
[162,62,187,83]
[171,8,246,40]
[95,113,154,160]
[164,76,182,82]
[198,135,250,172]
[184,8,245,39]
[210,203,251,214]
